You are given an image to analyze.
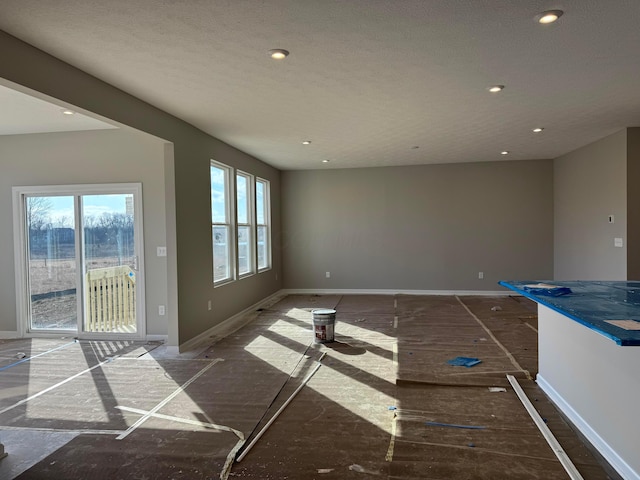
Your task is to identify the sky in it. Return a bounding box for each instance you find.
[33,194,132,227]
[211,166,266,224]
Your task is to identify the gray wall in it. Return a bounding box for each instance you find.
[554,130,627,280]
[282,160,554,291]
[0,31,282,346]
[0,129,169,335]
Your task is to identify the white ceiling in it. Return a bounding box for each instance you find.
[0,84,116,135]
[1,1,639,170]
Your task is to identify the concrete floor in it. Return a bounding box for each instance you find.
[0,294,621,479]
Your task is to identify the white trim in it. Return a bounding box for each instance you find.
[255,177,271,272]
[177,288,516,352]
[12,183,146,341]
[145,334,168,342]
[508,375,583,480]
[12,187,28,337]
[280,288,515,296]
[179,290,285,353]
[537,374,639,480]
[160,345,180,356]
[19,332,76,339]
[0,331,19,339]
[236,169,256,278]
[211,160,235,285]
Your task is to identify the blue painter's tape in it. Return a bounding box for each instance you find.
[522,284,572,296]
[447,356,482,367]
[499,280,640,346]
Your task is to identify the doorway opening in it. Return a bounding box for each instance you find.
[13,183,145,339]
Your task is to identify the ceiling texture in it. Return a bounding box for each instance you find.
[1,0,639,170]
[0,84,116,135]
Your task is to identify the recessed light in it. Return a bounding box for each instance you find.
[322,159,330,163]
[488,85,505,93]
[302,140,311,145]
[268,49,289,60]
[533,127,544,133]
[61,109,75,115]
[501,151,509,155]
[536,10,563,24]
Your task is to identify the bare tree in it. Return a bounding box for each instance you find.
[26,197,53,231]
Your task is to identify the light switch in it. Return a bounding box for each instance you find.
[614,238,623,248]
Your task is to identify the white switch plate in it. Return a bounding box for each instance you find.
[326,271,331,278]
[615,237,624,248]
[157,246,167,257]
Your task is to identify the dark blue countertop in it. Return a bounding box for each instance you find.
[499,280,640,346]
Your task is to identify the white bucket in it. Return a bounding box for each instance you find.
[311,309,336,343]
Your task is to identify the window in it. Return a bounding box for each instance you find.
[236,171,255,277]
[13,184,145,338]
[211,162,270,284]
[256,178,271,271]
[211,162,233,284]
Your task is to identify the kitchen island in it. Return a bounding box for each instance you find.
[499,280,640,480]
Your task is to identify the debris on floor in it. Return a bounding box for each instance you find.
[348,464,381,475]
[0,294,617,480]
[447,356,482,367]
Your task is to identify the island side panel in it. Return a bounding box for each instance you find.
[537,304,640,479]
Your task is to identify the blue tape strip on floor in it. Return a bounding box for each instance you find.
[0,340,77,372]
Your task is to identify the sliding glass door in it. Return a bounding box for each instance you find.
[25,195,78,331]
[15,184,145,338]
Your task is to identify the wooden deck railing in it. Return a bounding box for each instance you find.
[85,265,136,332]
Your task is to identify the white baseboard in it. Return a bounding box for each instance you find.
[145,335,168,342]
[177,288,514,353]
[0,331,19,339]
[280,288,514,296]
[537,374,639,480]
[178,290,287,353]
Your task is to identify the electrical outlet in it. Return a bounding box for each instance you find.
[615,238,623,248]
[157,246,167,257]
[158,305,165,316]
[478,272,484,279]
[208,300,212,310]
[326,271,331,278]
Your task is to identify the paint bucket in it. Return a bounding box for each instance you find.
[312,309,336,343]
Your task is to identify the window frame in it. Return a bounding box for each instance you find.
[256,177,272,272]
[236,170,255,279]
[211,160,235,286]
